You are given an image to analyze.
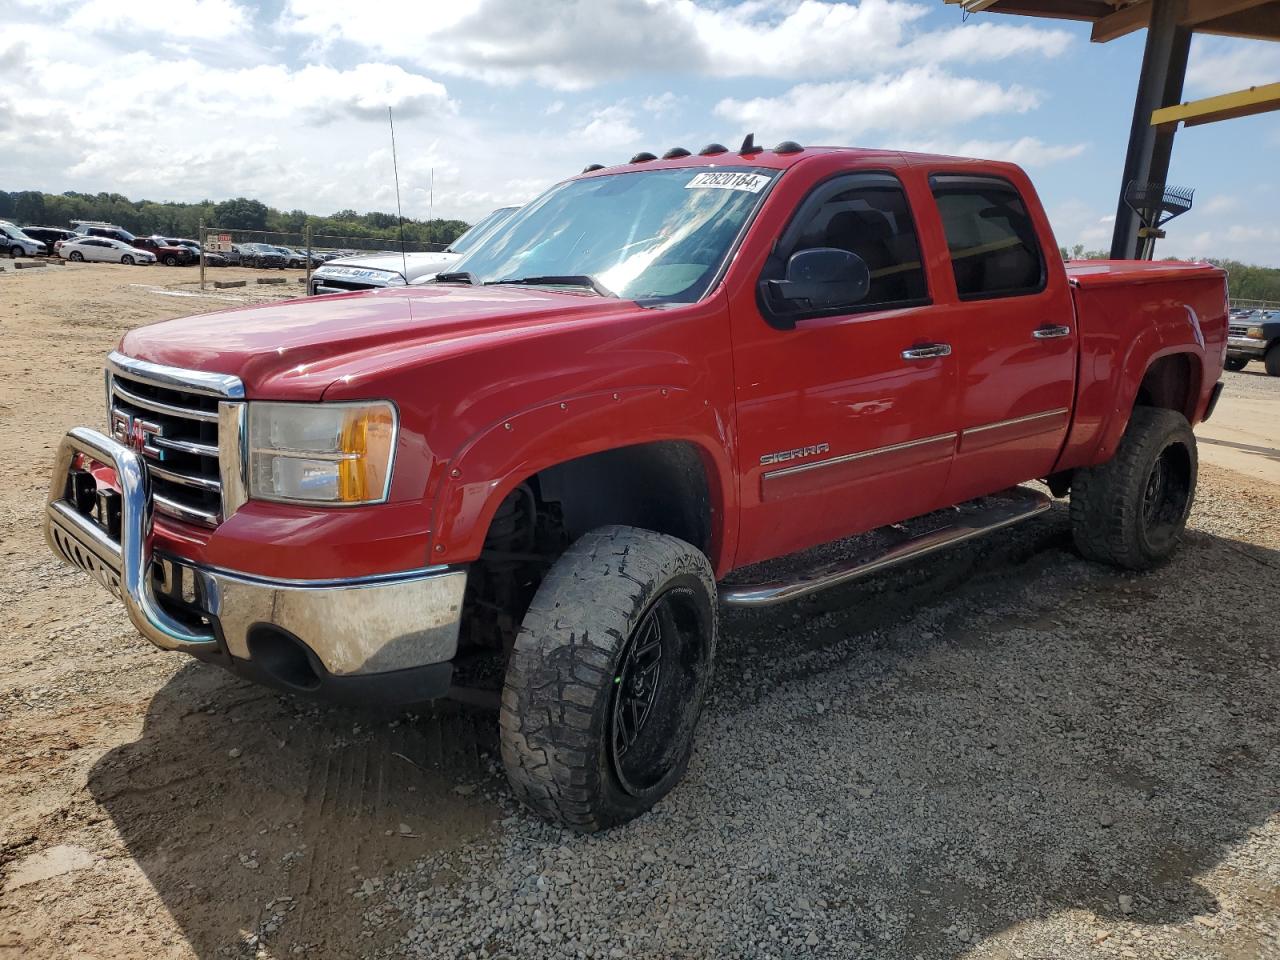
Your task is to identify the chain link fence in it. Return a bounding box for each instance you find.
[196,224,447,292]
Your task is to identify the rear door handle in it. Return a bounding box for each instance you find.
[901,343,952,361]
[1033,325,1072,340]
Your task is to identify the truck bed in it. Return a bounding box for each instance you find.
[1065,258,1225,289]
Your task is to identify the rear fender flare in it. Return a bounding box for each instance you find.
[428,386,737,576]
[1096,322,1206,464]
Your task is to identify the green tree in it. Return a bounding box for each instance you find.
[212,197,270,231]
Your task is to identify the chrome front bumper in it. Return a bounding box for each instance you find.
[1226,336,1268,358]
[44,428,466,679]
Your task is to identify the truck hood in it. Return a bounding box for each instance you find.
[117,285,630,399]
[313,251,460,283]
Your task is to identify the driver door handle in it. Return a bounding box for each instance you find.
[1033,324,1072,340]
[901,343,952,361]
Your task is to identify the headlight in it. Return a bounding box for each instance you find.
[1247,325,1264,339]
[247,401,397,505]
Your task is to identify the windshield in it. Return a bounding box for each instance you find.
[447,206,518,255]
[448,167,777,302]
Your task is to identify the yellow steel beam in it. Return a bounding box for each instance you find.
[1151,82,1280,127]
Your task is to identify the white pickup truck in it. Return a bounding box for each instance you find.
[308,206,518,295]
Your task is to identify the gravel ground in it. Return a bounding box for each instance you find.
[372,484,1280,960]
[1,266,1278,959]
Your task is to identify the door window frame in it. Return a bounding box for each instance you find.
[927,172,1048,303]
[756,170,933,328]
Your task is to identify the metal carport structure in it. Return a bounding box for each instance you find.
[944,0,1280,258]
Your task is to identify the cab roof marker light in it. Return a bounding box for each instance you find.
[774,140,804,154]
[582,163,605,173]
[629,151,658,163]
[698,143,728,156]
[662,147,691,159]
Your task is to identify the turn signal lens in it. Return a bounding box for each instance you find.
[247,401,397,505]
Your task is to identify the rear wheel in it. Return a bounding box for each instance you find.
[1070,406,1197,570]
[1224,356,1249,372]
[1266,343,1280,377]
[501,526,716,831]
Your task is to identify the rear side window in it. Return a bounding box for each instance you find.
[930,175,1045,300]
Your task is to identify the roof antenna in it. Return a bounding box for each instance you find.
[739,132,761,154]
[388,107,409,283]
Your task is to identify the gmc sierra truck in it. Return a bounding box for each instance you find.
[45,141,1228,831]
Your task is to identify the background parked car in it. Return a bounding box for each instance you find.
[168,239,228,266]
[0,220,47,257]
[239,243,286,269]
[132,236,194,266]
[58,236,155,265]
[19,226,76,252]
[71,220,136,245]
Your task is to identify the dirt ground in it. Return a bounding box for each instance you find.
[1,263,1277,959]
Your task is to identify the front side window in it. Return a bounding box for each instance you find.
[757,172,928,324]
[448,167,778,303]
[930,175,1045,300]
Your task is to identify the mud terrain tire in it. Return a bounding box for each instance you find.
[1070,406,1197,570]
[500,526,716,831]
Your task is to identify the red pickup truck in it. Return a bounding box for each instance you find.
[45,142,1227,830]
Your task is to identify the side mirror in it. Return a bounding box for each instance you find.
[765,247,871,315]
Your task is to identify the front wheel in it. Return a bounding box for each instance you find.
[9,246,21,259]
[1224,356,1249,372]
[500,526,717,831]
[68,251,84,262]
[163,254,177,266]
[1070,406,1197,570]
[121,254,134,265]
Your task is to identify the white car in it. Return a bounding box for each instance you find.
[309,205,519,295]
[58,236,156,265]
[0,220,46,258]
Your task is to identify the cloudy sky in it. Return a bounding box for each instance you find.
[3,0,1279,264]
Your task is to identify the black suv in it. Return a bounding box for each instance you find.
[21,226,77,251]
[1226,310,1280,376]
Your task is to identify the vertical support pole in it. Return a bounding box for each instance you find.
[1148,25,1192,195]
[1110,0,1189,260]
[199,219,206,291]
[305,224,312,296]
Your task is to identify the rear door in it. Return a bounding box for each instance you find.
[923,173,1077,504]
[730,170,959,566]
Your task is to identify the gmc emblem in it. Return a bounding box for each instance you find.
[111,410,165,460]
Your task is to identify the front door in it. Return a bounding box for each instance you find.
[731,171,959,567]
[923,173,1078,504]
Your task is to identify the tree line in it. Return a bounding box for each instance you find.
[0,190,470,247]
[1059,244,1280,304]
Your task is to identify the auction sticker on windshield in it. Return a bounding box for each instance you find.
[685,171,772,193]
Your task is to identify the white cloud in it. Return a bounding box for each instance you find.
[641,92,682,115]
[899,136,1087,167]
[62,0,251,39]
[573,105,643,148]
[715,67,1040,136]
[279,0,1071,90]
[1187,36,1280,94]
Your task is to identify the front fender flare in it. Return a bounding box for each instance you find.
[427,386,737,575]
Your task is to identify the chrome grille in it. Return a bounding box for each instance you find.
[106,353,246,528]
[1229,324,1250,337]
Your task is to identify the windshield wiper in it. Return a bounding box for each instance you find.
[434,271,478,284]
[486,275,617,298]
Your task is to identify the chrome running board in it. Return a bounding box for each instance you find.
[720,486,1052,608]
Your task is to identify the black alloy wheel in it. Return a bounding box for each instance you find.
[608,586,704,798]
